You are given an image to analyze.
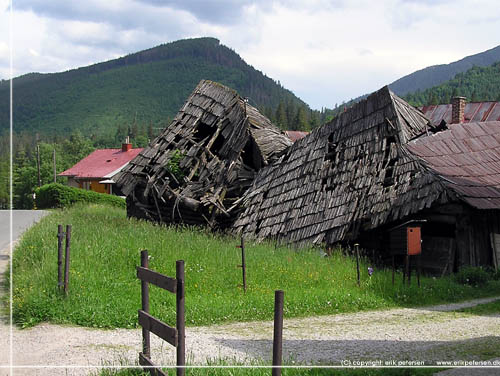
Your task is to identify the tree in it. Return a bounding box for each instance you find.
[147,122,154,139]
[285,101,296,129]
[309,110,320,129]
[130,122,139,139]
[115,124,127,144]
[0,156,9,209]
[13,148,36,209]
[428,93,439,105]
[294,106,309,131]
[275,101,287,128]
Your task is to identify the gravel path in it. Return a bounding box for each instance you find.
[1,286,499,375]
[1,241,499,375]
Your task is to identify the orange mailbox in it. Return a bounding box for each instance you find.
[407,227,421,255]
[389,221,424,256]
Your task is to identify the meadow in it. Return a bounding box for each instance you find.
[6,204,500,329]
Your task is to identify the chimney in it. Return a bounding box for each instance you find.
[451,96,466,124]
[122,136,132,152]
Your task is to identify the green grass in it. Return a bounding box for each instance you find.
[457,299,500,315]
[97,368,440,376]
[6,204,500,329]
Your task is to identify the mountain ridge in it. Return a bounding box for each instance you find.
[389,44,500,96]
[0,37,313,140]
[327,44,500,117]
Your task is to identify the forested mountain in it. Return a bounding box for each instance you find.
[0,37,330,209]
[0,37,322,144]
[404,62,500,106]
[389,44,500,96]
[328,44,500,116]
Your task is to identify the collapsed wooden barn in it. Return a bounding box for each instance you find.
[115,80,292,228]
[234,86,500,273]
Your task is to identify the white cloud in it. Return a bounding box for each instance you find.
[1,0,499,108]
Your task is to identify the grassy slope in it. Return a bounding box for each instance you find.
[7,204,500,329]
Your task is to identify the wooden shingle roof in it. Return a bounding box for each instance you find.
[234,86,453,245]
[115,80,292,228]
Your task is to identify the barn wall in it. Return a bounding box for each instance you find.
[459,209,500,267]
[419,206,499,272]
[351,204,499,275]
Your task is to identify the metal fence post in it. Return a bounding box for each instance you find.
[272,290,284,376]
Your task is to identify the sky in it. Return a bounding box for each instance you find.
[1,0,500,109]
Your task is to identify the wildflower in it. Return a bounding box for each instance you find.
[368,267,373,276]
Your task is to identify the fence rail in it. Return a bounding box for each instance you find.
[137,250,185,376]
[136,248,284,375]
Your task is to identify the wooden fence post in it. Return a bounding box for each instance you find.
[176,260,185,376]
[238,237,247,292]
[272,290,284,376]
[64,225,71,296]
[354,244,360,287]
[140,250,151,358]
[57,225,64,290]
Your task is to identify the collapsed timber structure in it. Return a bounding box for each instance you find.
[115,80,292,228]
[234,86,500,272]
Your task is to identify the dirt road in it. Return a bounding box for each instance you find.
[1,293,499,375]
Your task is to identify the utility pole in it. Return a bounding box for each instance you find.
[36,144,42,187]
[53,149,57,183]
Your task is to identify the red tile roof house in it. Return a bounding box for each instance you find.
[59,141,143,195]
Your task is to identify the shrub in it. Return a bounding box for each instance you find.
[165,149,187,181]
[484,266,500,281]
[35,183,125,209]
[454,266,491,286]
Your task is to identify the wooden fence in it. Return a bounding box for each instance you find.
[136,250,285,375]
[137,250,185,376]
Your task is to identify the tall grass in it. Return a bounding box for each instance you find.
[7,204,500,328]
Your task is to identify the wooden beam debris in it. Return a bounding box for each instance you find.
[115,80,292,230]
